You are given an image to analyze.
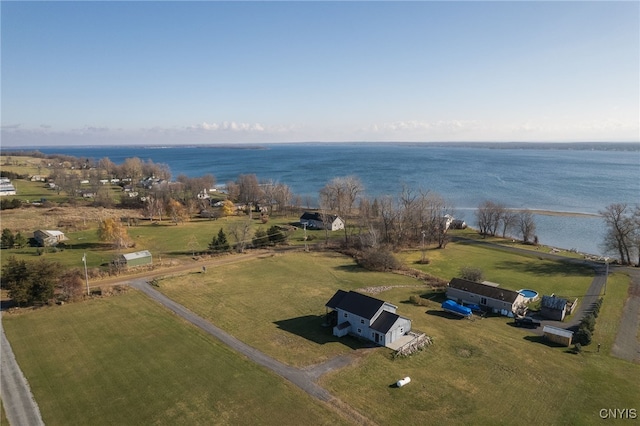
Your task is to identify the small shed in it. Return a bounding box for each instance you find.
[33,229,68,247]
[543,325,573,347]
[113,250,153,269]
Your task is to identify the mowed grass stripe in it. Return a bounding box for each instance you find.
[2,292,346,425]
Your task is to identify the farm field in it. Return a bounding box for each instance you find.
[1,291,347,426]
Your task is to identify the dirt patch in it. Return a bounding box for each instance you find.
[1,206,143,232]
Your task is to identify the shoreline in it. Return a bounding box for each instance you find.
[512,209,601,218]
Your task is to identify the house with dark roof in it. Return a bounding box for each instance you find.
[446,278,526,317]
[325,290,411,347]
[300,212,344,231]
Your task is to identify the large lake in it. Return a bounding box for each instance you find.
[33,143,640,256]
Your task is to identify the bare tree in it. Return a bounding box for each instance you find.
[228,219,253,253]
[517,210,537,244]
[476,200,504,237]
[122,157,143,183]
[600,203,636,265]
[500,209,518,238]
[319,176,364,244]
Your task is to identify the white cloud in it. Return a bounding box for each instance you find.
[188,121,267,132]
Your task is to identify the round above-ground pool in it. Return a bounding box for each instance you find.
[518,289,539,303]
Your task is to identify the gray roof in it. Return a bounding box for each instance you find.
[122,250,152,261]
[448,278,521,303]
[370,311,400,333]
[326,290,385,320]
[541,295,567,310]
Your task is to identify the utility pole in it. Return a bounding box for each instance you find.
[82,253,90,295]
[303,223,308,252]
[604,257,609,296]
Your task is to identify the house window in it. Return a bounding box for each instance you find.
[480,297,487,305]
[344,313,348,318]
[357,328,362,334]
[360,319,364,324]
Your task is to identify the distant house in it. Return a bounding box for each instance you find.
[0,178,16,196]
[450,219,467,229]
[325,290,412,347]
[112,250,153,269]
[33,230,68,247]
[300,212,344,231]
[446,278,526,317]
[540,295,577,321]
[30,175,45,182]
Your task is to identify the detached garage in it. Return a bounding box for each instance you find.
[113,250,153,269]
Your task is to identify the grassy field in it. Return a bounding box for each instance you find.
[156,251,425,367]
[2,248,637,425]
[0,209,333,271]
[153,251,638,424]
[1,291,347,426]
[400,239,595,306]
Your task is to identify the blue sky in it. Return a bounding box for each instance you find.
[2,1,638,146]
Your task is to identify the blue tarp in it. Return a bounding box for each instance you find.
[442,300,472,317]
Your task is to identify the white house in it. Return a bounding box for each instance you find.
[446,278,526,317]
[0,178,16,196]
[300,212,345,231]
[325,290,412,347]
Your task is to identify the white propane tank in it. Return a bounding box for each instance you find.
[396,377,411,387]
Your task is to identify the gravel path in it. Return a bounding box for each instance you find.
[0,320,45,426]
[128,279,375,425]
[611,268,640,363]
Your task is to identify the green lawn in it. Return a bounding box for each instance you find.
[156,251,424,367]
[154,250,639,425]
[401,240,595,303]
[3,248,637,425]
[1,291,346,426]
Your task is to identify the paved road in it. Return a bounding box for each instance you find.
[0,319,45,426]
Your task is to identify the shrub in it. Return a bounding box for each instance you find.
[592,297,604,318]
[571,343,582,354]
[357,247,401,272]
[574,328,592,346]
[580,314,596,333]
[459,266,484,282]
[409,295,429,307]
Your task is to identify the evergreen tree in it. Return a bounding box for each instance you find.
[1,228,15,248]
[209,228,230,253]
[13,232,27,248]
[1,256,61,305]
[267,226,286,245]
[217,228,230,252]
[253,228,269,248]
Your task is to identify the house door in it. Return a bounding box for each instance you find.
[374,333,379,344]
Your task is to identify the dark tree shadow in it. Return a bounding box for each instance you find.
[425,310,467,320]
[274,315,372,350]
[0,299,17,311]
[61,242,112,251]
[333,264,366,273]
[495,260,594,277]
